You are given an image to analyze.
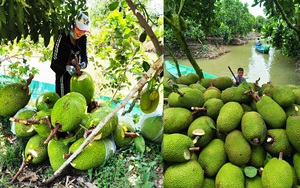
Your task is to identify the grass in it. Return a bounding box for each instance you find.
[0,115,163,187]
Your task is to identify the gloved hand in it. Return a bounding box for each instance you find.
[66,65,77,75]
[79,62,87,69]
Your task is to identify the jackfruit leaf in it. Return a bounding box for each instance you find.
[263,152,273,166]
[109,2,119,11]
[244,166,257,178]
[142,61,150,72]
[164,87,172,93]
[62,135,77,145]
[134,135,145,153]
[206,117,216,130]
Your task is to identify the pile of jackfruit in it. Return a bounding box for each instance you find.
[163,72,300,188]
[0,72,163,174]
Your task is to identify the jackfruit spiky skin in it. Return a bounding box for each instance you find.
[187,116,216,147]
[14,108,36,137]
[261,158,293,188]
[256,96,286,128]
[262,85,273,97]
[203,98,224,120]
[215,162,245,188]
[293,88,300,105]
[0,82,31,117]
[140,115,163,143]
[35,91,60,111]
[48,139,69,171]
[176,73,199,85]
[294,153,300,183]
[241,103,252,112]
[164,107,193,134]
[162,133,194,163]
[69,137,115,170]
[24,134,48,165]
[164,160,204,188]
[82,106,118,140]
[225,130,251,166]
[203,86,221,100]
[201,78,214,88]
[241,111,267,145]
[51,92,86,132]
[221,87,252,104]
[216,102,244,133]
[168,88,205,109]
[213,76,233,91]
[112,120,135,148]
[286,113,300,152]
[32,110,52,138]
[272,85,296,108]
[245,176,262,188]
[264,129,293,157]
[189,83,206,93]
[198,139,227,177]
[248,144,266,168]
[259,83,270,96]
[70,71,95,104]
[202,178,215,188]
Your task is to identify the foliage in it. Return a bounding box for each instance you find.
[89,142,162,187]
[253,15,267,33]
[0,0,88,46]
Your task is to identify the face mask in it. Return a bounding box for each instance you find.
[70,30,76,39]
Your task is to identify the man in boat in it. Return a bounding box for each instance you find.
[255,38,261,46]
[232,67,246,86]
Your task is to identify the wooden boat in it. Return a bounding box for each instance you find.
[255,44,270,54]
[165,60,217,79]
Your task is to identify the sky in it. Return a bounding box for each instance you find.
[239,0,266,17]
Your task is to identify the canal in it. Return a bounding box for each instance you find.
[166,41,300,86]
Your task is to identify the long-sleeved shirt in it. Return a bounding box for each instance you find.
[50,30,88,76]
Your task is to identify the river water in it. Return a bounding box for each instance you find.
[166,41,300,86]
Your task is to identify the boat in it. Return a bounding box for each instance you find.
[255,44,270,54]
[165,60,217,79]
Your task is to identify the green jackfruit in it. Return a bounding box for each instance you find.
[248,145,266,168]
[261,157,293,188]
[202,178,215,188]
[164,160,204,188]
[256,95,286,128]
[35,91,60,111]
[264,129,293,156]
[112,118,135,148]
[245,176,262,188]
[215,162,245,188]
[14,108,36,137]
[48,139,69,171]
[82,106,118,140]
[0,82,31,117]
[293,88,300,105]
[294,153,300,183]
[286,109,300,152]
[225,130,251,166]
[187,116,215,147]
[202,98,224,120]
[70,71,95,104]
[217,102,244,133]
[140,115,163,143]
[164,107,193,133]
[203,86,221,100]
[201,78,214,88]
[198,139,227,177]
[168,87,205,109]
[51,92,86,132]
[212,76,233,91]
[241,111,267,145]
[24,134,48,165]
[162,133,194,163]
[32,110,52,138]
[272,85,296,108]
[221,87,252,104]
[189,83,206,93]
[69,137,115,170]
[176,73,199,85]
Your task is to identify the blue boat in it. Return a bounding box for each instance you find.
[255,45,270,54]
[165,60,217,79]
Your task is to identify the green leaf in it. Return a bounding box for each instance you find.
[142,61,150,72]
[134,135,145,153]
[109,2,119,11]
[0,6,6,23]
[244,166,258,178]
[206,117,216,130]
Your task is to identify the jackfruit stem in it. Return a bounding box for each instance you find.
[252,137,260,145]
[266,136,274,143]
[9,116,51,126]
[166,80,185,96]
[191,107,207,115]
[63,153,72,159]
[44,123,61,144]
[10,155,28,184]
[189,147,200,151]
[125,132,139,138]
[23,75,34,90]
[192,136,201,144]
[295,106,299,116]
[278,151,283,160]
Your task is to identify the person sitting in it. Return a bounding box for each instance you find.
[255,38,261,46]
[232,67,246,86]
